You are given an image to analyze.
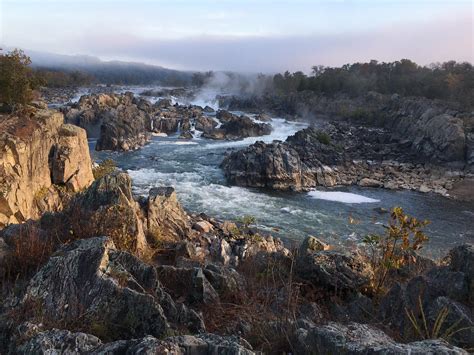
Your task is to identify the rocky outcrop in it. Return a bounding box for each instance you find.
[64,172,151,254]
[296,248,373,293]
[21,237,203,340]
[142,187,191,244]
[64,93,274,149]
[0,109,94,228]
[0,172,191,258]
[64,93,152,151]
[203,111,272,140]
[223,92,472,169]
[195,116,218,133]
[384,96,468,166]
[95,104,151,151]
[221,123,465,194]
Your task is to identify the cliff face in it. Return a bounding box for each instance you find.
[0,109,94,228]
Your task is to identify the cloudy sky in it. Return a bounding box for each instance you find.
[1,0,472,72]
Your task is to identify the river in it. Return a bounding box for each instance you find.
[77,86,473,258]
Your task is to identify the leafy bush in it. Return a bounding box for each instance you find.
[237,215,256,229]
[316,131,331,145]
[92,159,116,180]
[363,207,429,294]
[0,49,37,110]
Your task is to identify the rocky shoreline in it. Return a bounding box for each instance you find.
[221,122,467,198]
[0,105,472,354]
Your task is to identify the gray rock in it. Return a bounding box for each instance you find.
[156,265,219,305]
[17,331,255,354]
[16,329,102,354]
[446,244,474,303]
[95,333,254,355]
[205,114,271,140]
[379,245,474,349]
[179,130,194,139]
[21,237,203,340]
[427,297,474,349]
[358,177,383,187]
[296,250,373,293]
[195,116,218,132]
[299,236,329,255]
[293,322,468,354]
[145,186,191,242]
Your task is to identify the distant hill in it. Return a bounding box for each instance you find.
[23,49,195,86]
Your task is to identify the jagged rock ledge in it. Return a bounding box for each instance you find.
[221,122,468,197]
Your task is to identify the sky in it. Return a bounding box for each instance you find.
[0,0,473,72]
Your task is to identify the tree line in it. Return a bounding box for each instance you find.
[272,59,473,108]
[2,49,472,112]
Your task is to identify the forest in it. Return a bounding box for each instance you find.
[272,59,474,108]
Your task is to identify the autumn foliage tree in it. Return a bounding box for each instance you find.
[0,49,37,111]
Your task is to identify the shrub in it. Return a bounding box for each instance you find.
[92,159,116,180]
[0,49,37,110]
[237,215,256,229]
[316,131,331,145]
[363,207,429,294]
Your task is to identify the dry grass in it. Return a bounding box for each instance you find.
[201,252,324,353]
[2,223,55,281]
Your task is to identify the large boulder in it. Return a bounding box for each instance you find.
[205,113,272,140]
[221,141,317,190]
[156,265,219,305]
[50,124,95,191]
[296,249,373,293]
[21,237,203,341]
[65,172,150,255]
[64,93,152,151]
[144,187,191,244]
[195,116,218,133]
[445,244,474,303]
[95,104,151,151]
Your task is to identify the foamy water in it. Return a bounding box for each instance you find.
[308,191,380,204]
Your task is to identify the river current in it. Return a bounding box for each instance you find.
[83,87,473,258]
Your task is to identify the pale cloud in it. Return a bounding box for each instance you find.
[1,0,472,72]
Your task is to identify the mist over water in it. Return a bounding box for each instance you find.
[88,88,474,257]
